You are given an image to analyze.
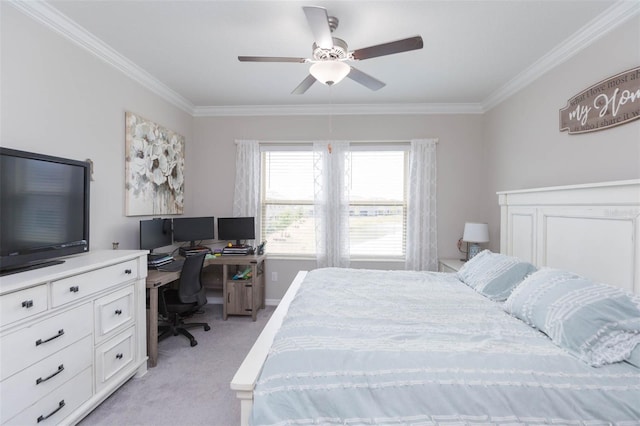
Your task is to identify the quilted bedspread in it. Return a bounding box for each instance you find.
[250,268,640,425]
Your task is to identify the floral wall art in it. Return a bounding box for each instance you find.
[125,112,184,216]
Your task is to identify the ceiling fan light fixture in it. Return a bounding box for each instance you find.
[310,61,350,86]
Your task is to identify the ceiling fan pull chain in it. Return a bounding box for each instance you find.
[329,85,334,135]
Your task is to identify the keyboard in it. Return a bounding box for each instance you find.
[156,259,185,272]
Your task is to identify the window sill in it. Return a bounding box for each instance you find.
[265,255,405,263]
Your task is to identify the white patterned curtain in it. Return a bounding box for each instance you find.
[405,138,438,271]
[233,140,260,227]
[313,141,350,268]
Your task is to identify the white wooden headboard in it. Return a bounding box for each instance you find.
[498,180,640,295]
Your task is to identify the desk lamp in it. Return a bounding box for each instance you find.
[462,222,489,261]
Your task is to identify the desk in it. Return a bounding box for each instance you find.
[145,253,266,367]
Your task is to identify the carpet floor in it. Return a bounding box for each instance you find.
[80,303,274,426]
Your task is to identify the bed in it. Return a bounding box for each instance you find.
[231,180,640,425]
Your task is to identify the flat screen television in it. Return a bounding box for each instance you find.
[172,216,215,248]
[0,148,90,275]
[139,218,172,254]
[217,217,255,246]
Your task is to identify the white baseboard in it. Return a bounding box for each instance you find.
[207,296,280,306]
[207,296,223,305]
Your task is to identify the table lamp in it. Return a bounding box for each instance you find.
[463,222,489,261]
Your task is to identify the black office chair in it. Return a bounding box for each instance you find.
[158,252,211,347]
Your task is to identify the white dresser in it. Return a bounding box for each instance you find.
[0,250,148,425]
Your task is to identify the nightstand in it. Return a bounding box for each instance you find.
[438,258,465,273]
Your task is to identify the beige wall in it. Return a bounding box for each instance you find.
[483,16,640,251]
[192,114,485,255]
[192,114,486,299]
[1,4,194,251]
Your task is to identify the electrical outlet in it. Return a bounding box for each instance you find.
[271,271,278,282]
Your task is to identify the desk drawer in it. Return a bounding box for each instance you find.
[0,303,92,381]
[4,367,92,426]
[52,259,138,307]
[0,285,48,326]
[95,326,135,392]
[94,285,134,342]
[0,335,92,423]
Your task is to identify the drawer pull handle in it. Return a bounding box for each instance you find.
[36,364,64,385]
[37,399,65,423]
[124,269,132,274]
[69,285,79,293]
[35,329,65,346]
[22,300,34,309]
[116,353,123,360]
[115,309,123,315]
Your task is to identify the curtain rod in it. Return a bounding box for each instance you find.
[235,139,438,144]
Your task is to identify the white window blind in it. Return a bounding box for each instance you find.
[349,150,406,258]
[261,150,315,255]
[261,145,407,258]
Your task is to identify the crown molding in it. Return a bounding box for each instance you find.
[9,0,195,115]
[192,103,484,117]
[482,0,640,111]
[12,0,638,117]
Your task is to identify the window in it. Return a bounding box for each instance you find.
[348,149,406,257]
[261,150,315,255]
[261,144,408,259]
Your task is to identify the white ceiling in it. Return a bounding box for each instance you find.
[21,1,637,114]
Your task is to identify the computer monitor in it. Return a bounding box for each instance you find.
[172,216,215,248]
[139,218,172,254]
[217,217,255,247]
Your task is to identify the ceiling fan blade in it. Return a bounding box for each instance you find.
[347,67,386,91]
[291,74,317,95]
[351,36,423,61]
[238,56,307,63]
[303,6,333,49]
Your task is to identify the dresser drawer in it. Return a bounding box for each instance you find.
[0,251,147,426]
[0,335,92,423]
[51,259,138,307]
[0,285,48,326]
[0,303,92,381]
[94,285,134,342]
[4,367,92,426]
[95,326,135,392]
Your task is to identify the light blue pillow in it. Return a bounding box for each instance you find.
[504,268,640,367]
[456,250,536,301]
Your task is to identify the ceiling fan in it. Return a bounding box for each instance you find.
[238,6,424,94]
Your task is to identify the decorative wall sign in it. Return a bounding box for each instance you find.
[559,66,640,134]
[125,112,184,216]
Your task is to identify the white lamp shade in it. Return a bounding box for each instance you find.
[463,222,489,243]
[310,61,350,86]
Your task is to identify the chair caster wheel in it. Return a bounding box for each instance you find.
[190,340,198,347]
[204,325,211,331]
